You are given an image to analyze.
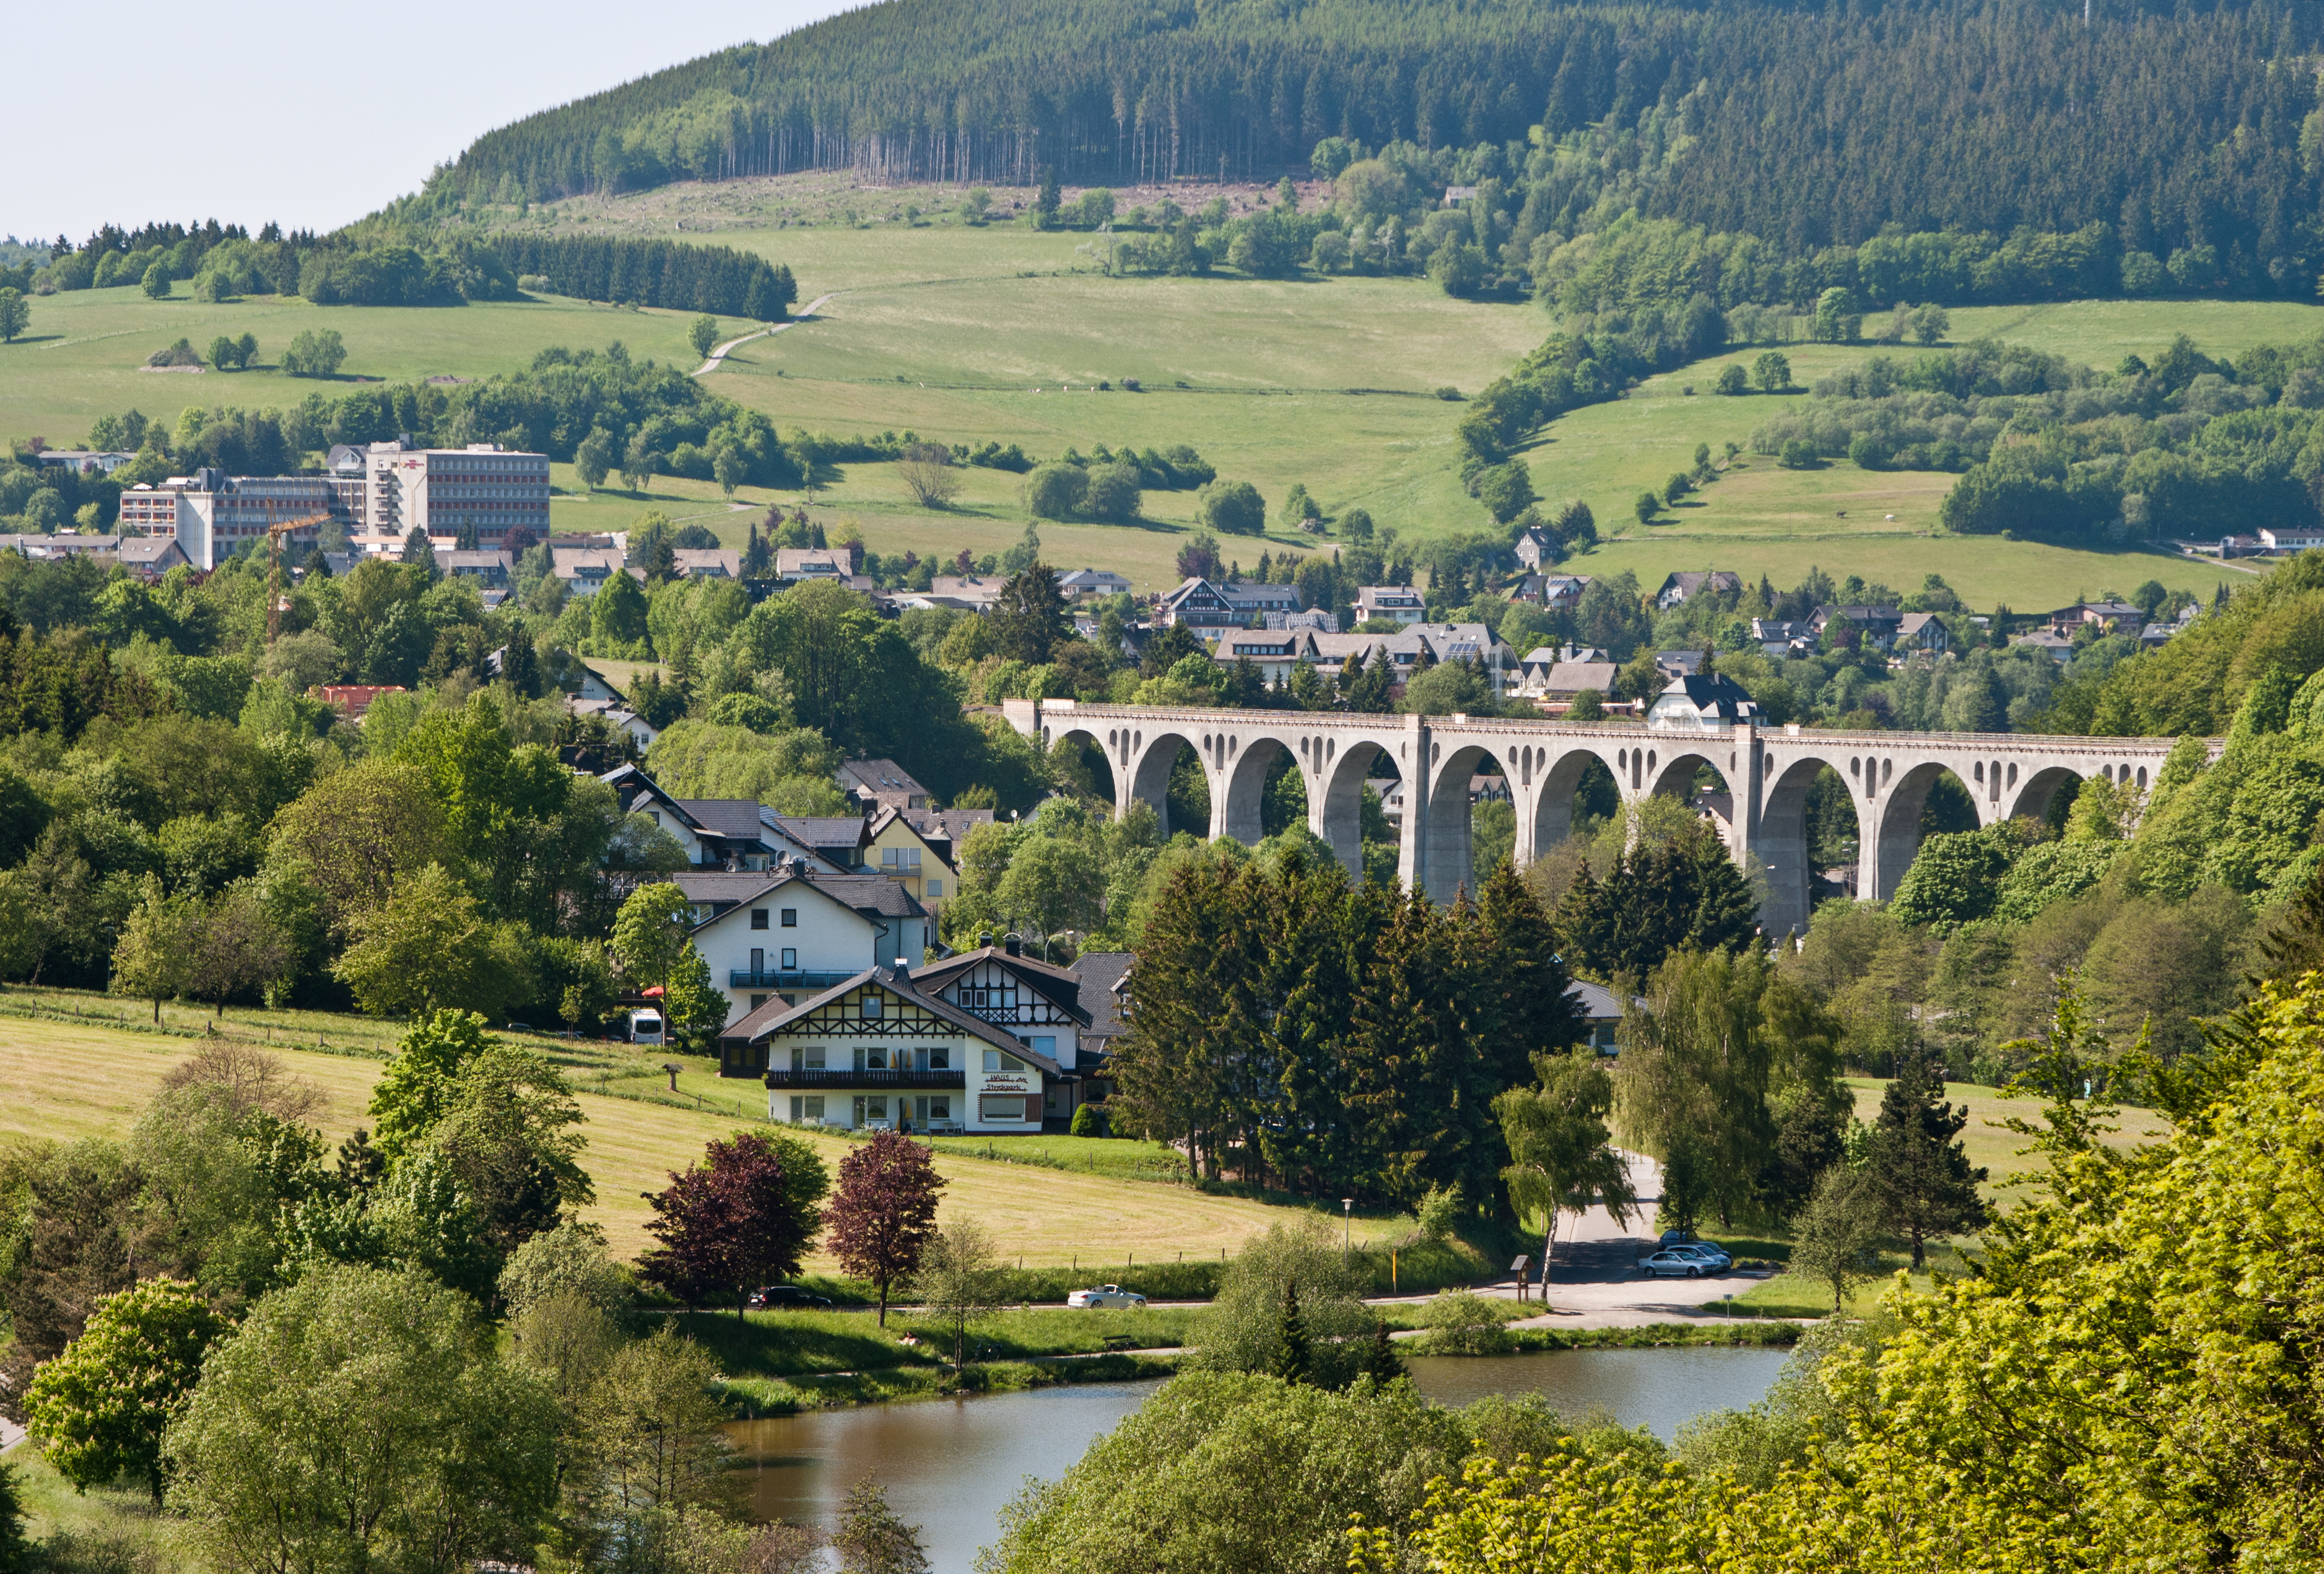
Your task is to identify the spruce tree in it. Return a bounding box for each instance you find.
[1864,1047,1988,1267]
[1364,1319,1406,1383]
[1273,1281,1310,1385]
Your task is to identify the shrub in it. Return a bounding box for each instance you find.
[1069,1103,1111,1139]
[1024,463,1089,520]
[1417,1289,1513,1355]
[1198,479,1267,536]
[1778,438,1819,469]
[1715,364,1749,395]
[281,329,347,378]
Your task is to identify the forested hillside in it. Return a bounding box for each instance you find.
[443,0,2324,300]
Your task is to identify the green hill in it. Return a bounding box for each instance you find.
[440,0,2324,307]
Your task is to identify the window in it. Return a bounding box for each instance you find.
[750,948,764,975]
[925,879,944,897]
[983,1050,1027,1074]
[856,1046,888,1071]
[913,1046,949,1071]
[980,1095,1030,1123]
[861,993,882,1019]
[929,1096,951,1121]
[780,909,797,927]
[1031,1037,1055,1060]
[793,1046,826,1071]
[751,994,768,1011]
[781,948,796,969]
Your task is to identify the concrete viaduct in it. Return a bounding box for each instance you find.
[1002,700,2192,934]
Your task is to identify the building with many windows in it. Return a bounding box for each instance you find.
[115,468,361,570]
[723,965,1061,1134]
[362,440,550,547]
[676,864,929,1022]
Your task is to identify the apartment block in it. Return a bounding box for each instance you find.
[115,467,362,571]
[361,440,550,547]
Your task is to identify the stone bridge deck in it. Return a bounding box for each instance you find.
[1004,700,2201,934]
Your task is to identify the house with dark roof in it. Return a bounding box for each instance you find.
[598,765,845,872]
[721,965,1061,1134]
[1808,604,1904,650]
[674,864,928,1022]
[1645,673,1762,732]
[1655,570,1743,611]
[116,536,191,578]
[672,548,742,580]
[915,940,1101,1126]
[837,758,930,812]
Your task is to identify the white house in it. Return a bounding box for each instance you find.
[915,941,1099,1126]
[720,965,1062,1134]
[1354,585,1425,625]
[676,864,930,1023]
[1645,672,1761,732]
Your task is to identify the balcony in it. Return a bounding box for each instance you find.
[729,970,855,990]
[764,1068,965,1089]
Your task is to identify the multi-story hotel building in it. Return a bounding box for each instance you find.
[115,468,363,570]
[361,440,550,547]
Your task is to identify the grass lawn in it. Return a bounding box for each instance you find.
[0,282,705,449]
[0,989,1427,1269]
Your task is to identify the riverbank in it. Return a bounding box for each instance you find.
[705,1313,1805,1414]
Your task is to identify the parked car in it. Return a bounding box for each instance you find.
[746,1285,834,1310]
[1637,1249,1712,1278]
[627,1009,664,1046]
[1668,1243,1733,1271]
[1067,1284,1147,1309]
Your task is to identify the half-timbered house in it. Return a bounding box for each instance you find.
[912,940,1096,1126]
[720,965,1061,1134]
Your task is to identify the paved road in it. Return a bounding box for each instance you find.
[1375,1153,1801,1331]
[691,293,836,376]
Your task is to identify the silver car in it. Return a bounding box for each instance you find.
[1637,1249,1712,1278]
[1067,1284,1147,1309]
[1668,1242,1733,1271]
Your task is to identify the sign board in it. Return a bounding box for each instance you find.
[981,1074,1033,1094]
[1508,1255,1531,1275]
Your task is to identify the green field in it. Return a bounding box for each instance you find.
[13,198,2324,602]
[0,988,1429,1269]
[0,280,706,451]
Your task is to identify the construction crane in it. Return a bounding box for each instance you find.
[264,513,336,645]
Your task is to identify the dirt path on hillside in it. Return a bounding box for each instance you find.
[692,293,836,375]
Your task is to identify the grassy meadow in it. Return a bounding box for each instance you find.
[0,988,1429,1269]
[12,185,2324,601]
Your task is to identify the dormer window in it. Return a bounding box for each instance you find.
[861,993,883,1019]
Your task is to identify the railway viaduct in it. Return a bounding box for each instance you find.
[1002,699,2194,935]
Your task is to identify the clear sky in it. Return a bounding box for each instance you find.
[12,0,858,247]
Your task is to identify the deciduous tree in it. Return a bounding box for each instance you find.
[638,1131,829,1316]
[824,1131,944,1325]
[25,1277,227,1505]
[163,1264,558,1574]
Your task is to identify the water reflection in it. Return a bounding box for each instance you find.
[723,1348,1788,1571]
[725,1382,1159,1572]
[1404,1346,1792,1440]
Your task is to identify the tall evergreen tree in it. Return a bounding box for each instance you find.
[1863,1046,1988,1268]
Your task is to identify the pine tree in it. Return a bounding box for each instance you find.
[1272,1281,1310,1385]
[1863,1047,1988,1267]
[1363,1319,1406,1383]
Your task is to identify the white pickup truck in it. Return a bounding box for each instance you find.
[1067,1284,1147,1309]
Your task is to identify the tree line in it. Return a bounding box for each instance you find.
[430,0,2323,310]
[22,220,792,320]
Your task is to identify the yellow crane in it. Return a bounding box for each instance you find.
[263,513,336,644]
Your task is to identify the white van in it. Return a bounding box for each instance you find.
[628,1009,665,1046]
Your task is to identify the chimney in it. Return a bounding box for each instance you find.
[1004,936,1021,957]
[892,958,910,979]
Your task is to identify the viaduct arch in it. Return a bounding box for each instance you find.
[1012,700,2202,933]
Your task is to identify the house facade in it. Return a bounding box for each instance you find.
[679,866,929,1022]
[723,966,1060,1134]
[914,942,1097,1126]
[1354,585,1425,625]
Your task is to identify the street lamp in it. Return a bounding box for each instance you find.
[1341,1198,1353,1259]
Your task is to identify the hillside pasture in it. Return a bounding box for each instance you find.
[0,992,1408,1268]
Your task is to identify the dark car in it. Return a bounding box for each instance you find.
[746,1285,833,1310]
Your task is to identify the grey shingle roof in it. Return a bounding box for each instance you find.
[719,965,1064,1072]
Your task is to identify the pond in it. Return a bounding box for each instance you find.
[723,1346,1791,1572]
